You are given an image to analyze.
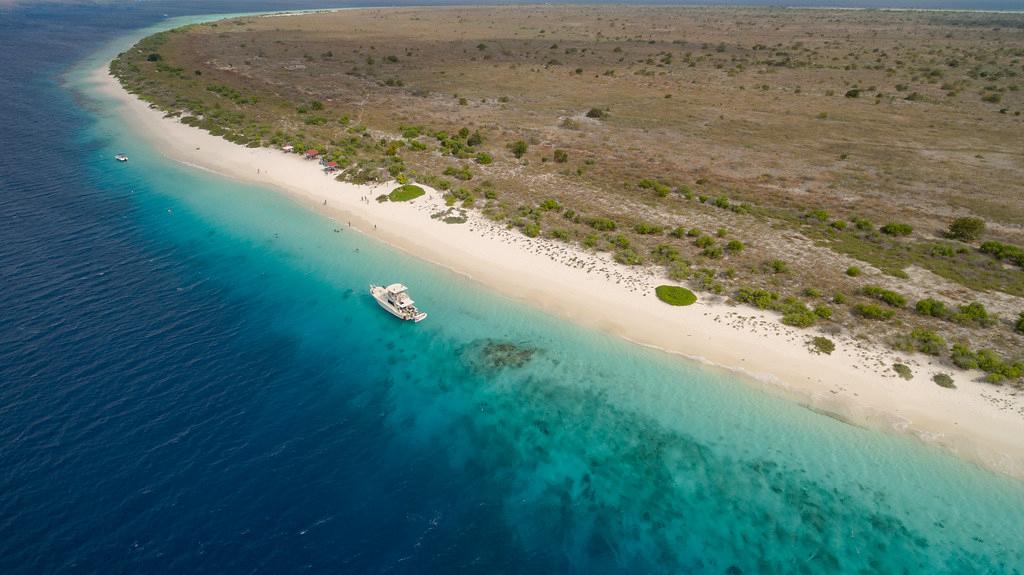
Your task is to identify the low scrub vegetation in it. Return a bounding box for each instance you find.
[854,303,894,320]
[809,336,835,355]
[388,184,425,201]
[980,241,1024,268]
[111,8,1024,382]
[890,328,946,356]
[880,223,913,236]
[862,286,906,307]
[947,217,985,242]
[655,285,697,306]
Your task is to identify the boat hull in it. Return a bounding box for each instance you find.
[370,285,427,322]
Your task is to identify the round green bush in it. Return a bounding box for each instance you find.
[933,373,956,389]
[655,285,697,306]
[388,184,426,202]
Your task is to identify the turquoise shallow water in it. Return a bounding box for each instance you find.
[96,122,1024,572]
[1,6,1023,573]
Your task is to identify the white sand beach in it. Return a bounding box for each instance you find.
[93,65,1024,478]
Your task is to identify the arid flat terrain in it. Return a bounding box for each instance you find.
[113,6,1024,383]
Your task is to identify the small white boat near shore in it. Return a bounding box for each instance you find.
[370,283,427,322]
[115,154,128,162]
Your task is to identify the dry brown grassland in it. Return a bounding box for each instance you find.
[112,6,1024,382]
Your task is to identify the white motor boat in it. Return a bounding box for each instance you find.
[369,283,427,323]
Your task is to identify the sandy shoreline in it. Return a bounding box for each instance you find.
[90,64,1024,479]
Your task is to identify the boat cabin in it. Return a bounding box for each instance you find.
[304,149,319,159]
[385,284,415,308]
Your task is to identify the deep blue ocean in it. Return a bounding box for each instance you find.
[2,1,1024,574]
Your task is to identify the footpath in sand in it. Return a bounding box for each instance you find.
[92,64,1024,479]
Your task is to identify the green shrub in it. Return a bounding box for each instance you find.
[947,217,985,242]
[474,152,493,165]
[694,236,715,248]
[1005,363,1024,380]
[862,285,906,307]
[736,287,779,310]
[810,336,835,355]
[845,266,862,277]
[854,303,894,320]
[980,241,1024,268]
[766,259,788,274]
[388,184,425,202]
[853,218,873,231]
[984,372,1006,384]
[522,222,541,238]
[690,268,721,294]
[933,373,956,388]
[813,305,833,320]
[911,328,946,355]
[655,285,697,306]
[585,217,616,231]
[976,353,1022,382]
[585,107,608,119]
[975,349,1004,373]
[807,209,829,222]
[668,261,692,281]
[400,125,423,139]
[687,228,702,237]
[610,234,631,249]
[508,140,528,158]
[553,149,568,163]
[951,302,995,327]
[915,298,948,318]
[651,244,680,263]
[780,298,818,327]
[950,344,978,370]
[893,363,913,380]
[881,223,913,236]
[832,293,847,304]
[702,246,724,259]
[615,248,642,265]
[443,165,472,181]
[726,240,744,253]
[1015,312,1024,335]
[634,222,664,235]
[539,199,562,212]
